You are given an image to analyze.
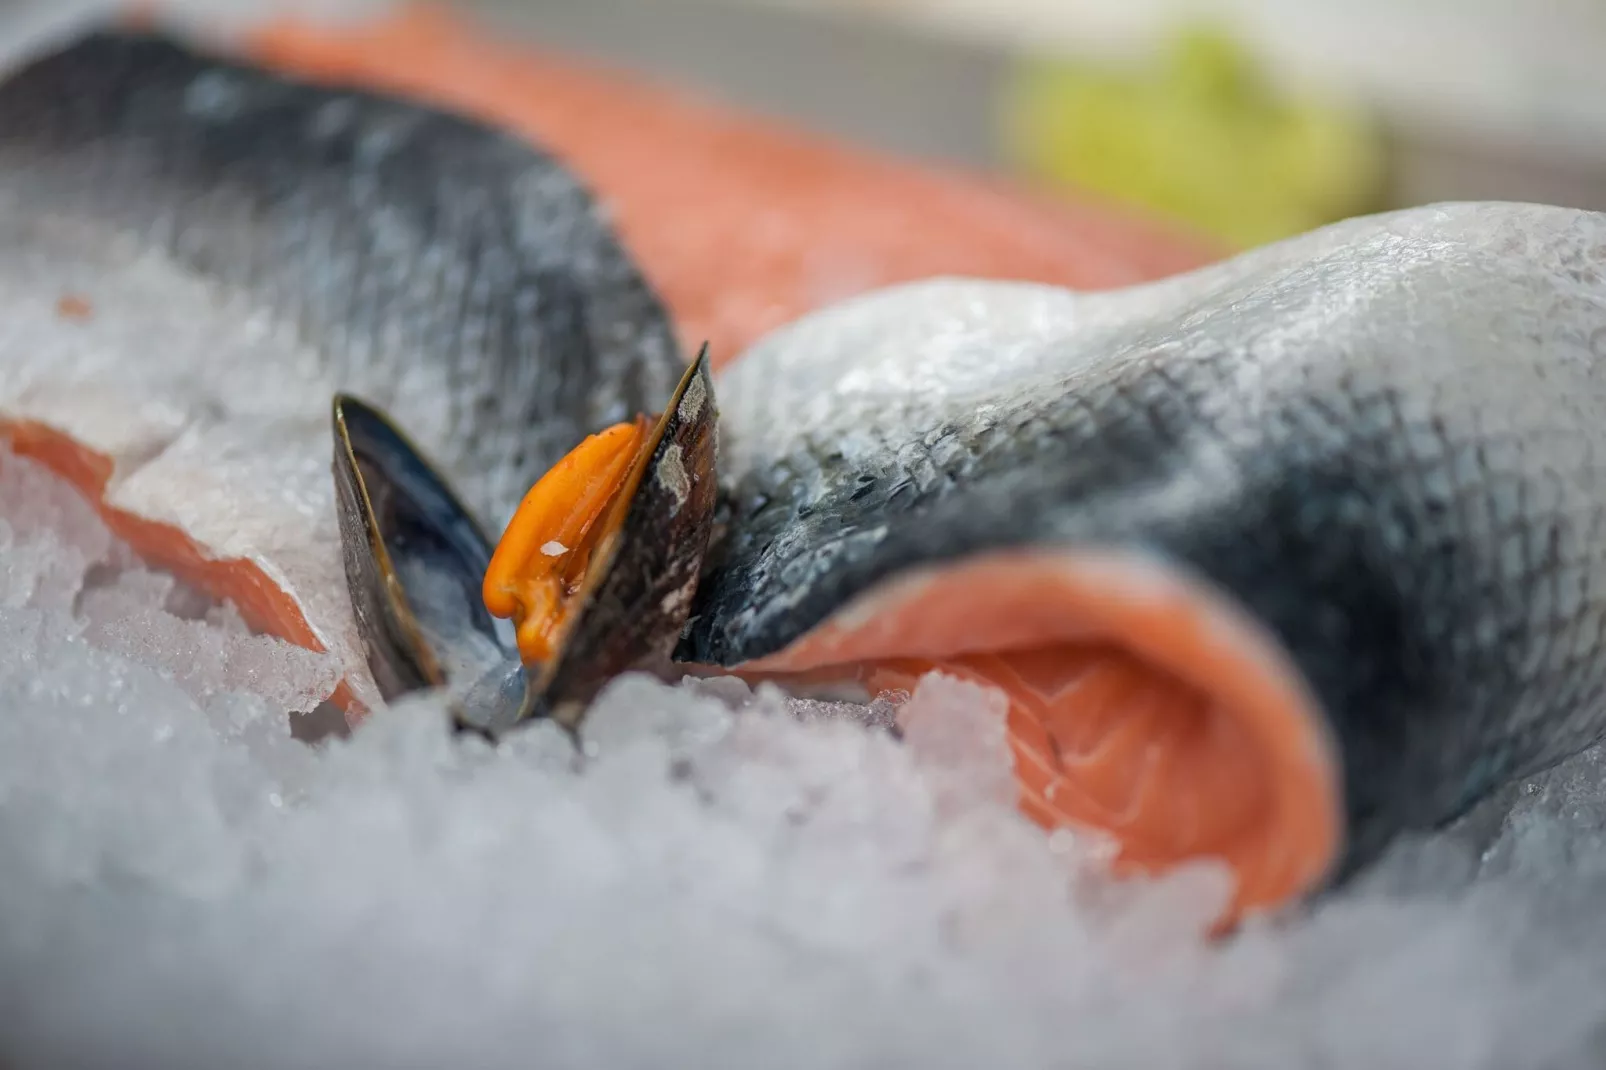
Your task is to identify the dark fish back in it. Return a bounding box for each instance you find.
[683,205,1606,878]
[0,29,681,527]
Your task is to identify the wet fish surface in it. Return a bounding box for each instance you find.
[685,202,1606,881]
[4,22,1606,916]
[0,27,683,711]
[0,28,681,527]
[243,4,1217,366]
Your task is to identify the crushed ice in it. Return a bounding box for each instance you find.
[2,443,1605,1069]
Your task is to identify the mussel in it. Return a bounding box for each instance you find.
[20,24,1606,932]
[332,347,718,737]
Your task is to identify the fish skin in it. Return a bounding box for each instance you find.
[7,24,1604,890]
[0,28,682,530]
[0,28,681,714]
[683,202,1606,875]
[240,4,1220,367]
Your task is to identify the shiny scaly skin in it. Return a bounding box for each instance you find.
[0,30,681,530]
[7,30,1605,887]
[684,203,1606,878]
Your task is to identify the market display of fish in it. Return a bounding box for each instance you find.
[3,20,1606,928]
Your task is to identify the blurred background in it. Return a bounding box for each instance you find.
[461,0,1606,250]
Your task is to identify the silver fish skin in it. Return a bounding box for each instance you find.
[684,202,1606,876]
[0,28,682,713]
[0,28,681,530]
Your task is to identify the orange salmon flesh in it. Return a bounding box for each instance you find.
[1,419,365,717]
[497,430,1342,925]
[243,5,1221,367]
[728,552,1343,923]
[8,5,1325,924]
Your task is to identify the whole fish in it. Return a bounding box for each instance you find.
[4,26,1606,927]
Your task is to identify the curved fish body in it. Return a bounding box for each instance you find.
[240,4,1219,365]
[5,20,1605,926]
[0,29,681,712]
[0,17,1214,719]
[0,28,680,522]
[682,203,1606,917]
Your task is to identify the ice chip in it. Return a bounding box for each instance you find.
[78,565,339,713]
[785,689,904,734]
[899,672,1018,814]
[0,455,113,617]
[3,428,1606,1068]
[497,715,582,775]
[681,671,755,709]
[215,629,342,715]
[1097,859,1237,955]
[0,503,104,613]
[584,672,736,760]
[202,598,252,635]
[0,445,113,559]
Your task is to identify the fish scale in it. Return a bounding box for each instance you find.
[0,30,681,531]
[686,205,1606,878]
[4,25,1605,910]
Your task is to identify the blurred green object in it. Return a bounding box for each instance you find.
[1001,27,1385,249]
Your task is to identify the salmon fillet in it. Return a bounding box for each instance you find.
[683,225,1606,916]
[242,4,1221,366]
[0,14,1215,723]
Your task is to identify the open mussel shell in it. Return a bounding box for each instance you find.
[331,395,510,703]
[332,346,719,738]
[463,346,720,735]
